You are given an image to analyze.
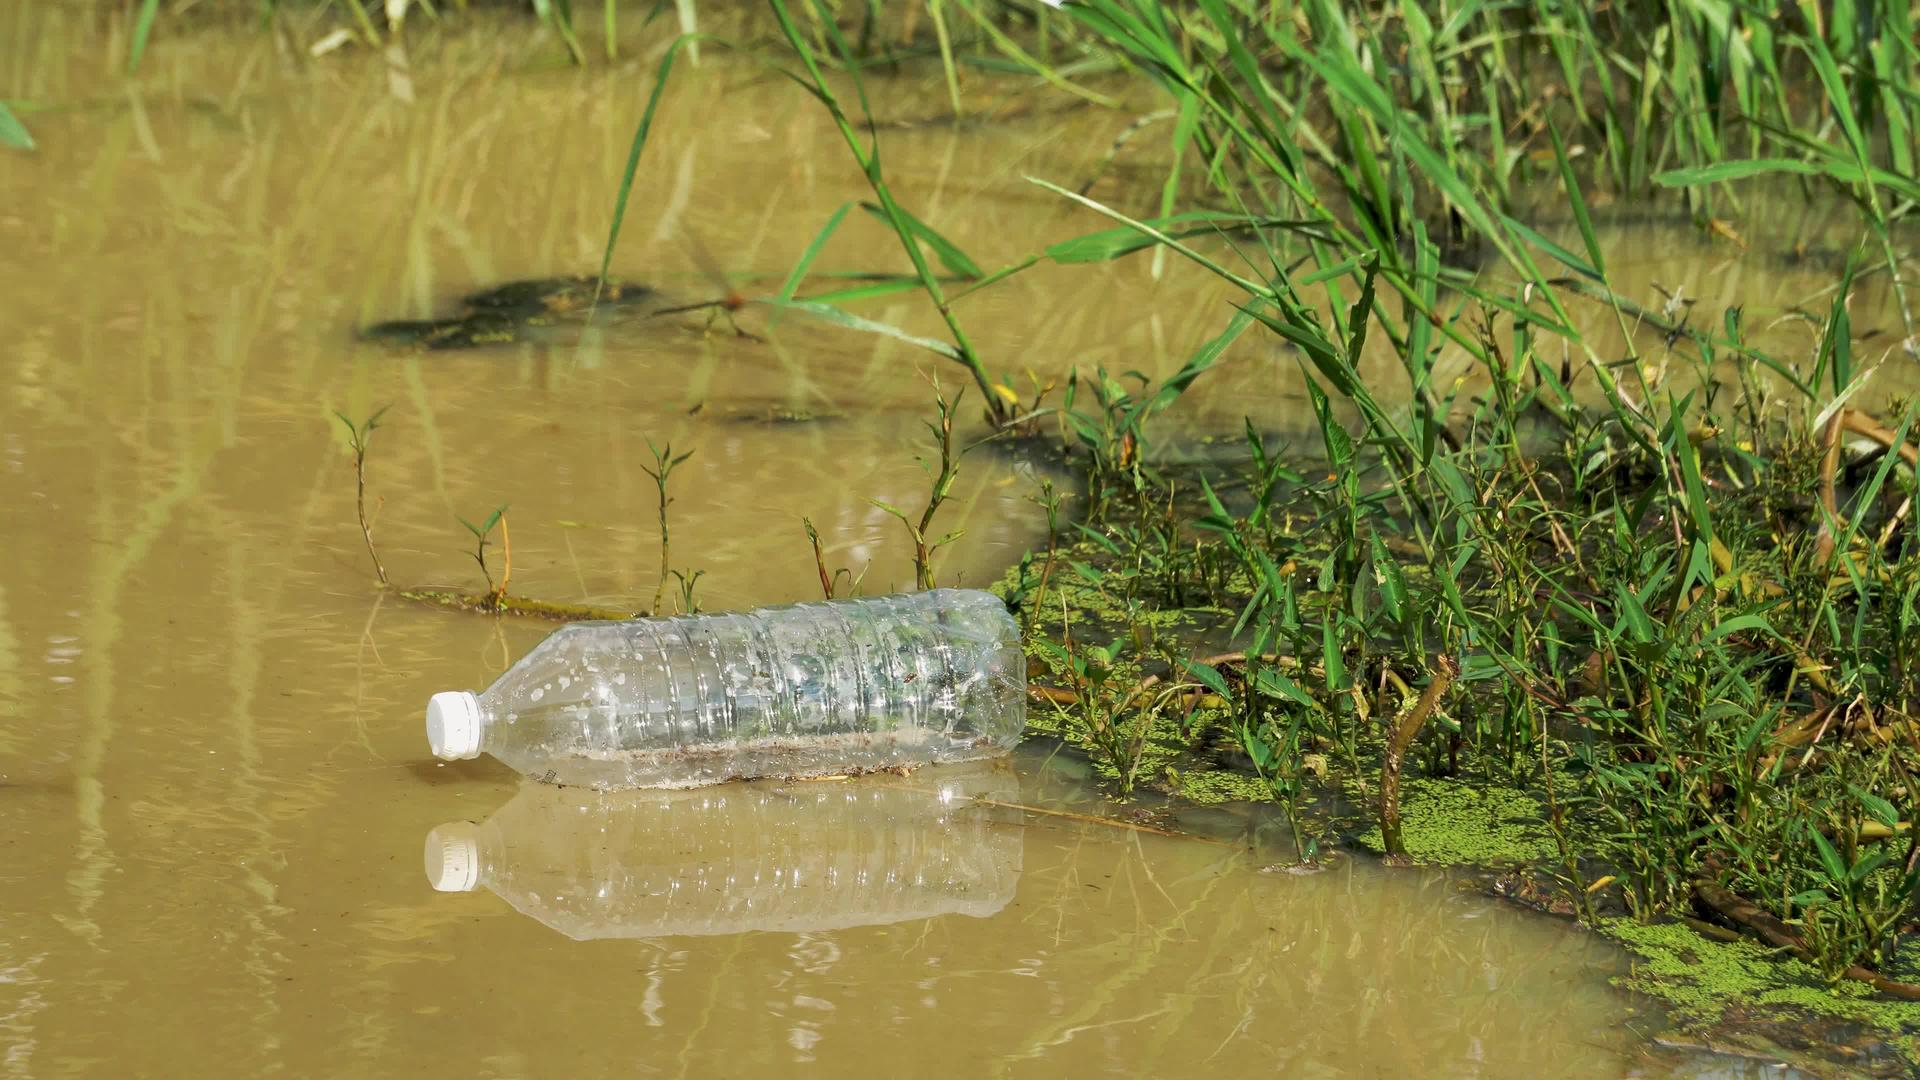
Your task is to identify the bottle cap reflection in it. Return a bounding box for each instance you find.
[423,763,1023,940]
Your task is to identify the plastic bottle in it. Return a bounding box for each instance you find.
[425,588,1026,790]
[423,764,1024,939]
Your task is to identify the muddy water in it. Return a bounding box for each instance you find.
[1,7,1897,1077]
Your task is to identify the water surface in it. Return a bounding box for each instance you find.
[2,8,1901,1076]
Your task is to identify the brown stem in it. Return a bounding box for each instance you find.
[1842,409,1920,467]
[805,519,835,600]
[1815,408,1844,565]
[1692,868,1920,1000]
[1379,655,1459,859]
[352,447,388,586]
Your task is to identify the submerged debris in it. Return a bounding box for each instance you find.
[362,275,659,349]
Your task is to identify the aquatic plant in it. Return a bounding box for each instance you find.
[873,381,971,591]
[332,406,392,587]
[457,504,512,606]
[641,441,695,617]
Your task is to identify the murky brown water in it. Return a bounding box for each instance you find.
[4,6,1906,1077]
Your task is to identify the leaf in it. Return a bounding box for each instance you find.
[1183,661,1233,701]
[1811,829,1849,884]
[761,297,962,360]
[128,0,161,74]
[1502,214,1602,281]
[777,201,853,303]
[1304,376,1354,468]
[867,497,909,522]
[1849,784,1902,830]
[1370,533,1405,622]
[1027,177,1268,296]
[1703,614,1776,643]
[1251,666,1317,709]
[0,103,33,151]
[859,201,982,279]
[1138,305,1258,417]
[1342,257,1378,366]
[1072,523,1124,555]
[1851,848,1889,884]
[596,34,696,301]
[1546,116,1605,278]
[1320,618,1347,691]
[1654,159,1824,186]
[1043,212,1318,264]
[1615,583,1656,645]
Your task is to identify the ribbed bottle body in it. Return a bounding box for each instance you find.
[472,589,1025,789]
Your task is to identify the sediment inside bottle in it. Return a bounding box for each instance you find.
[551,728,1005,790]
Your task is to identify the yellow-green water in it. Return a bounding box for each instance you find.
[1,6,1900,1076]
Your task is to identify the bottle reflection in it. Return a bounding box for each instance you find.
[425,763,1024,940]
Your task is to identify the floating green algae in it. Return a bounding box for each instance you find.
[1168,765,1275,806]
[1353,777,1558,865]
[1606,918,1920,1062]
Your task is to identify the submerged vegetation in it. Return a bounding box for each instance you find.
[232,0,1920,1069]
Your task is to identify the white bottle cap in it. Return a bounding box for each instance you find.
[426,691,482,760]
[424,823,481,892]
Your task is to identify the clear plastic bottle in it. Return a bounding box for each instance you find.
[423,764,1024,939]
[425,588,1026,790]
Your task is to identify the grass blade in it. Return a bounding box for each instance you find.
[128,0,161,74]
[594,34,697,308]
[760,297,962,361]
[0,103,33,151]
[778,202,855,303]
[858,201,982,280]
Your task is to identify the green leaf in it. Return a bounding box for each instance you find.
[1674,419,1715,548]
[1546,116,1605,278]
[1251,666,1317,708]
[859,201,982,280]
[1849,784,1902,830]
[128,0,161,74]
[797,277,940,305]
[1616,583,1656,645]
[762,297,962,360]
[1043,212,1318,264]
[1138,306,1258,417]
[1703,614,1776,643]
[1811,830,1849,884]
[597,35,697,303]
[1502,214,1602,281]
[1654,159,1824,186]
[1073,523,1125,555]
[0,103,33,151]
[777,202,854,303]
[1320,618,1347,691]
[1184,661,1233,701]
[1370,533,1405,622]
[1304,376,1354,468]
